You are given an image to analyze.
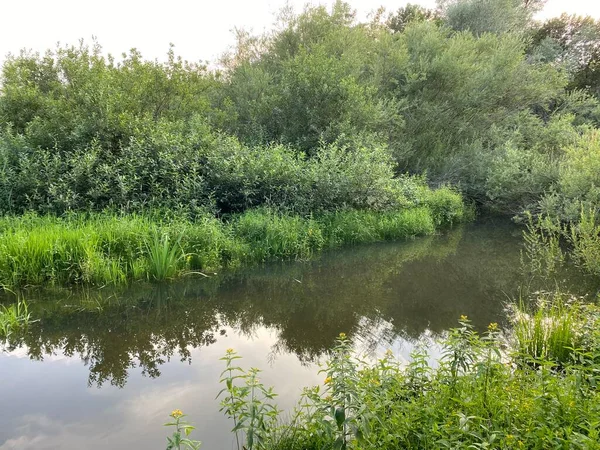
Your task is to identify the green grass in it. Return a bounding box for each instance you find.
[146,233,183,281]
[0,299,32,338]
[511,293,600,368]
[0,192,465,287]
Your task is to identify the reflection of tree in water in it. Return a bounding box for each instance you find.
[2,221,578,388]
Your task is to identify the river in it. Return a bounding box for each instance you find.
[0,217,594,449]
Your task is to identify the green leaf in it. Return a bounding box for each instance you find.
[335,407,345,429]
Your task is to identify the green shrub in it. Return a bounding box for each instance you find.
[422,186,466,227]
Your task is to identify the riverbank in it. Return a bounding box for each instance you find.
[181,296,600,449]
[0,187,467,287]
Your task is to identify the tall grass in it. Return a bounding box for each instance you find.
[0,196,465,287]
[0,299,32,338]
[512,298,580,366]
[146,233,183,281]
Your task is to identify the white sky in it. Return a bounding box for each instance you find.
[0,0,599,66]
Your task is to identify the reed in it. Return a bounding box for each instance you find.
[0,201,465,287]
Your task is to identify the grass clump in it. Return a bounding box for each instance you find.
[511,292,600,368]
[146,233,183,281]
[0,299,32,338]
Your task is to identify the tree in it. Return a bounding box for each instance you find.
[532,14,600,98]
[438,0,545,36]
[388,4,438,34]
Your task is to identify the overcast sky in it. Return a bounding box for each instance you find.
[1,0,599,66]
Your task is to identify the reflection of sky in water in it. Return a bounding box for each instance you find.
[1,219,594,449]
[0,327,323,450]
[0,321,444,450]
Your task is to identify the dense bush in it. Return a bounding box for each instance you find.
[2,1,600,219]
[0,121,430,216]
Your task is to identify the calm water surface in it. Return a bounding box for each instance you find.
[0,218,595,449]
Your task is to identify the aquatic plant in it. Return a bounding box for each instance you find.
[0,299,32,338]
[0,196,466,288]
[146,232,183,281]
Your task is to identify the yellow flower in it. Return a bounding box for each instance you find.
[171,409,184,419]
[460,315,468,321]
[488,322,498,331]
[338,332,346,339]
[324,377,333,384]
[385,349,394,357]
[226,348,234,354]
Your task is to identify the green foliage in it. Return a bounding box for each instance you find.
[543,129,600,221]
[511,294,586,367]
[439,0,544,36]
[0,121,434,216]
[521,213,564,278]
[387,4,438,34]
[0,41,216,153]
[570,210,600,275]
[0,2,595,219]
[0,191,465,287]
[195,303,600,449]
[0,299,32,338]
[146,233,183,281]
[164,410,202,450]
[217,3,403,154]
[531,14,600,98]
[218,349,280,450]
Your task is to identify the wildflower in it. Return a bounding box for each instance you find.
[338,332,346,339]
[171,409,184,419]
[186,255,192,263]
[325,395,333,403]
[226,348,234,354]
[324,377,333,384]
[385,349,394,357]
[460,315,468,321]
[488,322,498,331]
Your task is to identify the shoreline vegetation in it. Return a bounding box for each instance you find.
[168,296,600,450]
[2,0,600,448]
[0,186,466,288]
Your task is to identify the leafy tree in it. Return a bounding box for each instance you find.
[0,41,217,153]
[532,14,600,97]
[217,2,403,154]
[387,4,439,34]
[438,0,545,36]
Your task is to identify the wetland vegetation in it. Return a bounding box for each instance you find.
[2,0,600,448]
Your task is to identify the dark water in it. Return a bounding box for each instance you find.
[0,219,595,449]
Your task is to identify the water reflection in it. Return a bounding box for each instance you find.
[0,219,595,449]
[1,219,591,388]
